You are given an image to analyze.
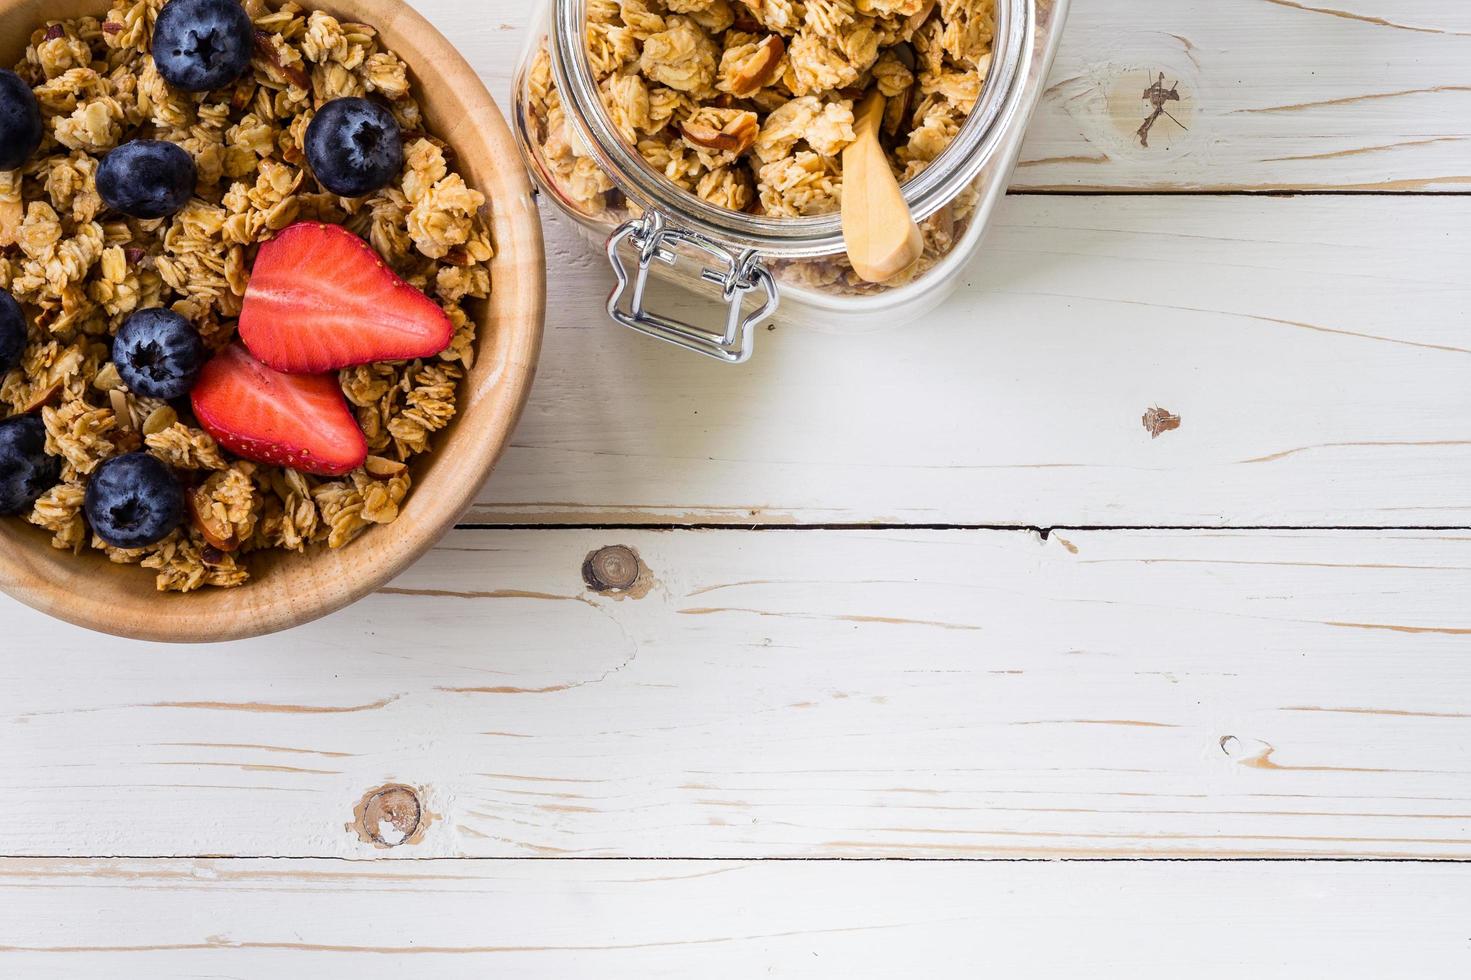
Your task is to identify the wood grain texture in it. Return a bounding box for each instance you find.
[471,194,1471,526]
[0,0,545,642]
[6,528,1471,860]
[419,0,1471,193]
[1,0,1466,965]
[1,859,1469,977]
[1017,0,1471,191]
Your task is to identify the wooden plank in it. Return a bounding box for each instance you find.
[422,0,1471,192]
[1017,0,1471,192]
[6,528,1471,860]
[1,859,1469,977]
[471,195,1471,526]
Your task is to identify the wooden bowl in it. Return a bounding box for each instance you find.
[0,0,545,642]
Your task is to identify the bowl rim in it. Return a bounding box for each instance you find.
[0,0,546,643]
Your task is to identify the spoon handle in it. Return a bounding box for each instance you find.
[841,91,924,285]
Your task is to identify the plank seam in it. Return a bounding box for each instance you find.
[454,524,1471,534]
[3,855,1469,864]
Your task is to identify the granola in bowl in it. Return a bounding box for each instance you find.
[524,0,996,291]
[0,0,495,592]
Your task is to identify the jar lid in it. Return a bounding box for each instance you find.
[550,0,1034,260]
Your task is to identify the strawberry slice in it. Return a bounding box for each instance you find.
[191,342,368,477]
[239,222,454,373]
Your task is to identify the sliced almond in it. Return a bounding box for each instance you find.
[903,0,939,39]
[109,389,133,430]
[364,455,407,478]
[679,120,732,151]
[230,76,256,112]
[254,29,311,91]
[188,485,240,552]
[726,35,785,98]
[20,381,62,414]
[143,405,178,436]
[681,111,760,157]
[93,361,123,391]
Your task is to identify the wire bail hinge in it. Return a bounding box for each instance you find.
[606,211,780,364]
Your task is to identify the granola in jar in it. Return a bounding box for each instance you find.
[524,0,996,291]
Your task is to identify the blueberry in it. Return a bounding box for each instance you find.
[0,69,42,171]
[0,291,25,375]
[113,308,205,399]
[0,415,60,516]
[84,453,185,549]
[97,140,197,219]
[306,98,404,198]
[152,0,255,93]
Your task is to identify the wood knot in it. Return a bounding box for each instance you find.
[1143,405,1181,439]
[352,784,425,848]
[583,545,647,595]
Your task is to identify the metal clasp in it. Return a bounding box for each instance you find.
[606,212,779,364]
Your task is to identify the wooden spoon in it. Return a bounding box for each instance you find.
[841,90,924,284]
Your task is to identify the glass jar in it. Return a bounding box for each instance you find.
[512,0,1069,362]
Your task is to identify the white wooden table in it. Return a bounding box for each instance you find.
[5,0,1471,974]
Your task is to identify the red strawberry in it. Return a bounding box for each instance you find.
[191,342,368,477]
[239,222,454,373]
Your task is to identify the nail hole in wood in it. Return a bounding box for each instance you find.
[583,545,647,596]
[353,784,423,848]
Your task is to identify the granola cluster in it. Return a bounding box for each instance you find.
[0,0,494,591]
[524,0,994,291]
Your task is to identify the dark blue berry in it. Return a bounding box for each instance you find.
[306,98,403,198]
[0,292,25,375]
[0,415,60,516]
[97,140,197,219]
[0,69,42,171]
[84,452,185,549]
[152,0,256,93]
[113,308,205,399]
